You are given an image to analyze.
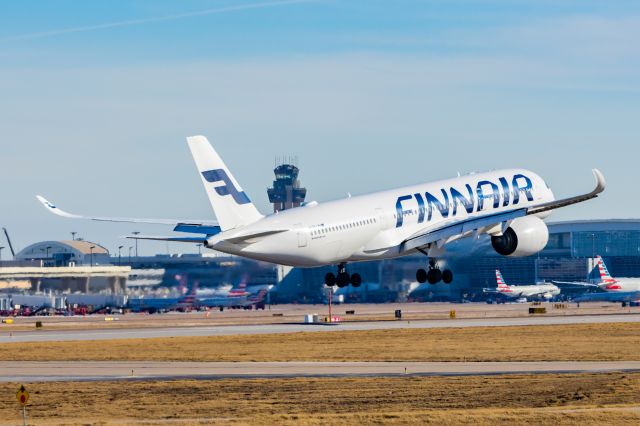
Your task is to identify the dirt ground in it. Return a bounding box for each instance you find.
[1,373,639,425]
[3,322,640,362]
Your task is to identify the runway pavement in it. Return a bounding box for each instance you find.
[2,361,640,382]
[1,313,640,343]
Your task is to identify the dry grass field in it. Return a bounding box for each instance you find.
[1,373,639,425]
[3,322,640,362]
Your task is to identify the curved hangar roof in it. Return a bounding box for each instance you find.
[16,240,109,259]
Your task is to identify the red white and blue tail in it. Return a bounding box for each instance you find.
[496,269,510,291]
[596,256,617,285]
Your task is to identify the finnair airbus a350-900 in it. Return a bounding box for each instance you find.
[38,136,606,288]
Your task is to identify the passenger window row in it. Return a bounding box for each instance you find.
[310,217,377,236]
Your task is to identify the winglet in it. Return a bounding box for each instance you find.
[526,168,606,215]
[36,195,81,219]
[591,168,606,195]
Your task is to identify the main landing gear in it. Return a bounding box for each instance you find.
[416,258,453,285]
[325,263,362,288]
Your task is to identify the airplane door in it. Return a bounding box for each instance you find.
[295,224,307,247]
[375,208,393,230]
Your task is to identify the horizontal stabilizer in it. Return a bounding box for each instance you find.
[125,235,208,243]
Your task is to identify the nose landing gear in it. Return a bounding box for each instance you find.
[325,263,362,288]
[416,258,453,284]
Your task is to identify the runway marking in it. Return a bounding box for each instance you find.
[2,313,640,343]
[2,361,640,382]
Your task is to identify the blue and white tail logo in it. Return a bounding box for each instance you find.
[188,135,263,230]
[202,169,251,205]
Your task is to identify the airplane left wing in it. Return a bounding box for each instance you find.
[552,280,599,287]
[36,195,220,234]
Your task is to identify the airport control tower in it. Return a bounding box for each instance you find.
[267,161,307,212]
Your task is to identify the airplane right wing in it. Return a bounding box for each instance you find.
[527,169,605,215]
[401,169,605,253]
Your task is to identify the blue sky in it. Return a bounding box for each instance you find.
[1,0,639,255]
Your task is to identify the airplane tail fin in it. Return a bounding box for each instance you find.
[187,136,263,231]
[496,269,508,288]
[596,255,616,283]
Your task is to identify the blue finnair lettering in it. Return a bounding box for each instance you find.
[498,177,510,207]
[512,174,533,205]
[425,189,449,222]
[395,173,536,228]
[451,184,474,216]
[476,180,500,211]
[201,169,251,205]
[395,195,412,228]
[414,193,426,223]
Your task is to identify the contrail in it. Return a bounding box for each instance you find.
[0,0,322,43]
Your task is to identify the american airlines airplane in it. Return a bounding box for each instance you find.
[485,270,560,300]
[556,255,640,292]
[37,136,606,288]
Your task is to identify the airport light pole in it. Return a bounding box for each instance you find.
[132,231,140,257]
[71,231,77,241]
[590,233,596,279]
[128,246,133,264]
[118,245,124,266]
[90,246,95,267]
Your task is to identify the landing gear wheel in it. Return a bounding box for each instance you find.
[442,269,453,284]
[325,272,336,286]
[350,273,362,287]
[416,269,427,284]
[336,272,350,288]
[427,268,442,284]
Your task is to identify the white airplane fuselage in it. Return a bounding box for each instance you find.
[497,284,560,299]
[598,279,640,292]
[208,169,554,267]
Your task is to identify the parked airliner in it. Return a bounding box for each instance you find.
[485,270,560,300]
[555,255,640,292]
[37,136,606,288]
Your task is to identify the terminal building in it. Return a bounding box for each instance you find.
[2,241,128,294]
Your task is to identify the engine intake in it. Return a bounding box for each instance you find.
[491,216,549,257]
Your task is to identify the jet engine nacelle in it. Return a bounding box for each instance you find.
[491,216,549,257]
